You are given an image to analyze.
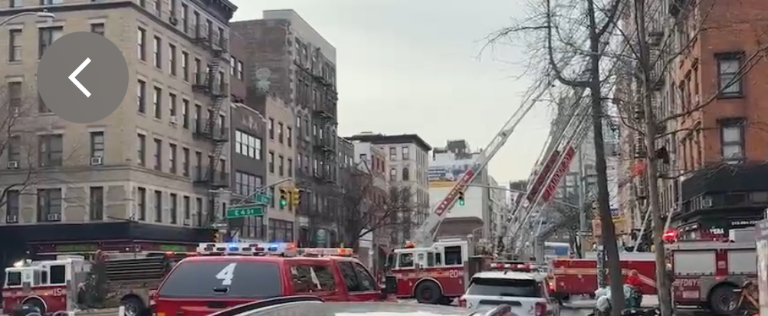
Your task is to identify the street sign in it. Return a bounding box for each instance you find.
[226,205,264,219]
[255,193,271,204]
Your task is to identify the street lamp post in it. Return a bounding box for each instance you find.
[0,11,55,27]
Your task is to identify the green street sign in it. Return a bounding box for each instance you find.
[255,194,271,204]
[226,205,264,219]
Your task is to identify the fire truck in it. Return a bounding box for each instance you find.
[2,252,183,316]
[667,231,757,316]
[549,252,656,301]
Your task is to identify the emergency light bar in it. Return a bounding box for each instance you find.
[298,248,354,257]
[196,242,298,256]
[489,262,536,272]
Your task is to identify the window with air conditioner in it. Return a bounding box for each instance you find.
[37,188,62,222]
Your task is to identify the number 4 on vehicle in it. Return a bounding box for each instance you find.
[216,263,237,285]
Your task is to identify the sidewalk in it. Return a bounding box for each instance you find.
[562,295,659,310]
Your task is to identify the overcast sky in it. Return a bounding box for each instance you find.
[230,0,552,183]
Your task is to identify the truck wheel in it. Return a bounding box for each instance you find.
[121,296,146,316]
[415,281,443,304]
[708,284,738,316]
[22,297,46,316]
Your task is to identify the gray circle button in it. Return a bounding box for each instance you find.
[38,32,129,124]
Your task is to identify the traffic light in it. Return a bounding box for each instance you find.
[279,188,289,207]
[291,188,301,207]
[458,191,465,206]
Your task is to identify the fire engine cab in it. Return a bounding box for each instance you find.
[389,238,484,304]
[2,256,90,316]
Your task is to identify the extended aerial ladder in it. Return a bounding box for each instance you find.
[410,81,552,247]
[497,83,592,256]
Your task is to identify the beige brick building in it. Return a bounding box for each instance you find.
[0,0,237,249]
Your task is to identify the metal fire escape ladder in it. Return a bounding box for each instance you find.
[410,81,552,247]
[498,95,591,255]
[204,35,229,183]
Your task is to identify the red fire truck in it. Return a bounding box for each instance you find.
[668,237,756,316]
[549,252,656,301]
[2,252,181,316]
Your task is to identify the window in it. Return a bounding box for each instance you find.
[181,3,188,31]
[304,118,309,137]
[287,127,293,147]
[268,151,275,173]
[402,146,410,160]
[717,53,743,97]
[278,123,284,143]
[169,143,177,173]
[154,138,162,170]
[152,0,161,15]
[153,36,161,69]
[194,58,201,83]
[10,0,21,7]
[278,155,284,176]
[168,44,177,75]
[195,197,202,226]
[235,131,262,160]
[721,121,744,162]
[402,167,410,181]
[238,61,243,79]
[37,188,62,222]
[466,278,542,298]
[137,134,146,166]
[169,193,177,224]
[359,154,367,161]
[289,264,337,293]
[90,132,104,158]
[90,187,104,220]
[7,190,19,221]
[9,30,21,62]
[230,57,236,75]
[194,104,201,132]
[235,171,262,197]
[7,82,21,114]
[181,99,189,128]
[38,134,63,167]
[169,93,177,119]
[158,261,282,298]
[8,136,20,163]
[154,190,162,223]
[153,87,162,118]
[194,151,202,178]
[137,80,146,113]
[137,187,147,220]
[389,147,397,160]
[137,27,146,61]
[268,118,274,139]
[183,196,190,220]
[39,27,63,58]
[287,159,293,177]
[389,168,397,181]
[91,23,104,35]
[181,51,189,81]
[182,147,189,176]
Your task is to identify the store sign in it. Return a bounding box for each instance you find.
[55,244,99,252]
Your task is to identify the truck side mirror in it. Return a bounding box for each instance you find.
[383,276,398,294]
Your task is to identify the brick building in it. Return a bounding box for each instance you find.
[232,10,340,246]
[0,0,237,260]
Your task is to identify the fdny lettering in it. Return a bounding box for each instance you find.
[674,278,699,287]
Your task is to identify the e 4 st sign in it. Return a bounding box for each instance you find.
[225,205,264,219]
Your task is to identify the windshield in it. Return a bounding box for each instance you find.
[466,278,542,298]
[5,271,21,287]
[158,260,282,298]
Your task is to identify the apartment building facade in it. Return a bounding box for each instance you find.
[233,10,339,246]
[345,132,431,245]
[0,0,236,259]
[262,94,297,243]
[348,140,389,267]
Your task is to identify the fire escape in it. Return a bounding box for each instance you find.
[190,23,230,224]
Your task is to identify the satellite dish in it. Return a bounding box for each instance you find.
[254,68,271,80]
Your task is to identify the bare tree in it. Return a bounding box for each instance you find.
[335,163,414,251]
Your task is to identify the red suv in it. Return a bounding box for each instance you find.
[153,244,394,316]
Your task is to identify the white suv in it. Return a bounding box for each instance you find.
[459,270,560,316]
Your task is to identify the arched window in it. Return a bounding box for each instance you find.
[402,167,410,181]
[389,168,397,181]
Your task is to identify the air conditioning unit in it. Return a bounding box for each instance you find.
[47,213,61,221]
[6,215,18,223]
[90,156,103,166]
[170,116,178,125]
[168,16,178,25]
[183,219,191,226]
[7,161,18,169]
